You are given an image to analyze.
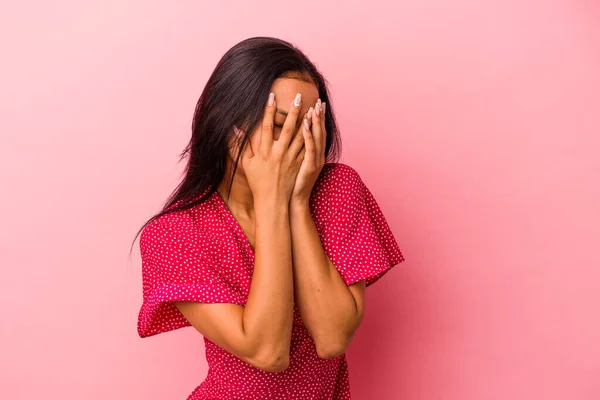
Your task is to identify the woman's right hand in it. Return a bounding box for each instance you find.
[240,92,308,204]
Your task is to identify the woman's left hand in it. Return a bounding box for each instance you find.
[291,99,327,205]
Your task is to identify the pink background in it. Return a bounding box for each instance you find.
[1,1,599,399]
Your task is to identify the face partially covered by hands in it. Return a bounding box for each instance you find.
[230,74,327,205]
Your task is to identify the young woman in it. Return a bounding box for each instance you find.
[131,36,405,399]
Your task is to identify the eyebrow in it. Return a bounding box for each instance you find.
[276,108,288,117]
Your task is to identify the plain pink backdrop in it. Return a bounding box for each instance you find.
[1,1,599,399]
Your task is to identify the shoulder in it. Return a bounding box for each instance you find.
[309,163,367,228]
[314,162,366,202]
[320,162,362,183]
[140,209,205,255]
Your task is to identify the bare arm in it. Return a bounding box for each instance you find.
[175,199,294,372]
[174,91,306,373]
[286,101,365,359]
[289,200,365,359]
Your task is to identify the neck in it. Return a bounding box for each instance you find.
[217,164,255,220]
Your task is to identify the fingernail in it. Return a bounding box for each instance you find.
[303,118,309,131]
[322,102,326,114]
[268,92,275,106]
[315,104,321,117]
[293,93,302,107]
[308,107,313,120]
[317,98,322,107]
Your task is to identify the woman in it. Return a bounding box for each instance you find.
[131,36,405,399]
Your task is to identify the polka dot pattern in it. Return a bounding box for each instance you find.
[317,163,405,287]
[137,162,405,399]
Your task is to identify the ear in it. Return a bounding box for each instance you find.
[229,125,243,149]
[233,125,245,137]
[230,125,251,160]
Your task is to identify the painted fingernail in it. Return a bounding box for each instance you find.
[268,92,275,106]
[322,102,326,114]
[317,98,322,107]
[308,107,313,120]
[293,93,302,107]
[315,103,321,117]
[304,118,309,131]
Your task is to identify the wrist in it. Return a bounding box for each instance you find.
[254,196,290,214]
[290,198,311,214]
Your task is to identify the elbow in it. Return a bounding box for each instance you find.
[316,339,349,360]
[262,356,290,373]
[251,351,290,373]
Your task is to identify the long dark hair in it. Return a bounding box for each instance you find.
[129,36,342,256]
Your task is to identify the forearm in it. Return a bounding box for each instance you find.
[242,198,294,367]
[289,201,360,357]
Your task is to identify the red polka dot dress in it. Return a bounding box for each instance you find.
[137,162,405,399]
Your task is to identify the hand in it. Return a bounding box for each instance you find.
[291,99,327,204]
[240,92,308,204]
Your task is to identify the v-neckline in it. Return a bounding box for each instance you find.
[213,189,256,259]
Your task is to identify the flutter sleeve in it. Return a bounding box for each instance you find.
[137,214,246,338]
[320,164,405,287]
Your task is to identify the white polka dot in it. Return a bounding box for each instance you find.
[137,162,405,399]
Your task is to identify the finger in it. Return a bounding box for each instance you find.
[296,145,306,163]
[278,93,302,150]
[310,103,322,159]
[320,101,327,153]
[305,107,315,154]
[289,112,308,156]
[259,92,276,155]
[302,115,316,166]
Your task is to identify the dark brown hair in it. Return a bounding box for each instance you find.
[129,36,342,256]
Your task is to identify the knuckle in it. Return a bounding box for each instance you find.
[262,121,273,131]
